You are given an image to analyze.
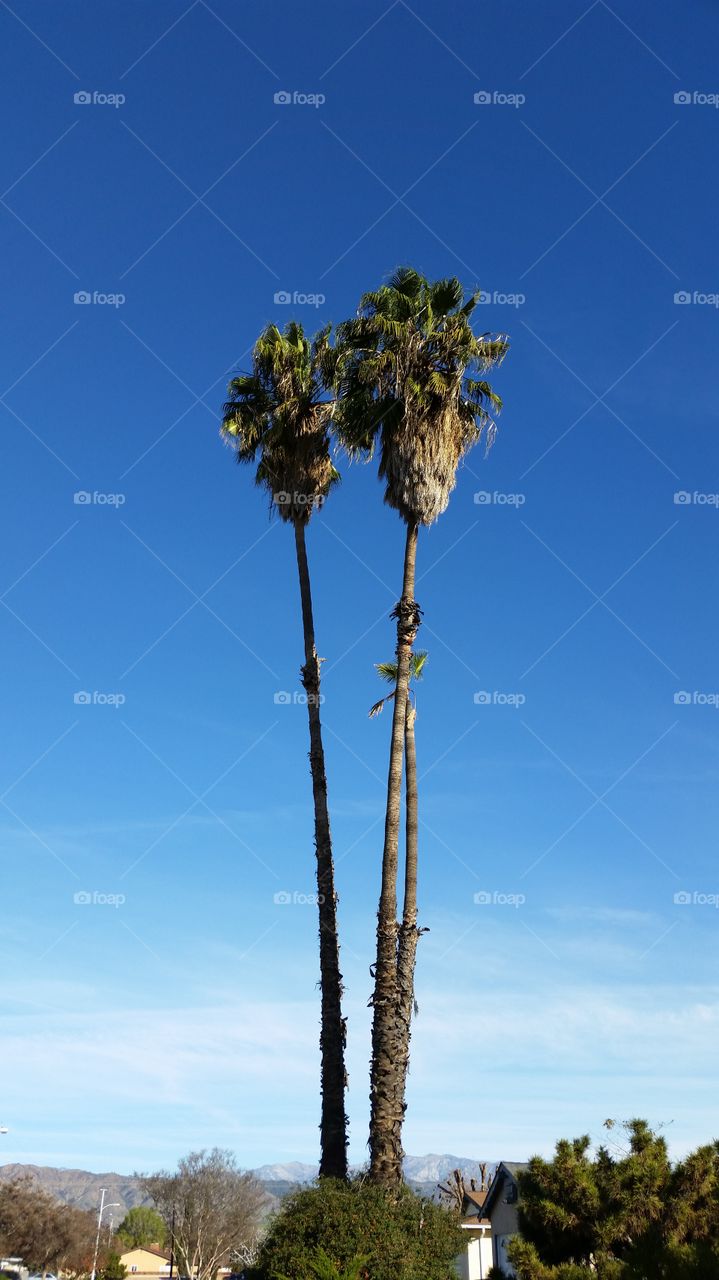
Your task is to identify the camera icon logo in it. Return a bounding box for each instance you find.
[74,291,91,305]
[274,690,292,704]
[474,91,492,105]
[274,91,292,105]
[674,290,691,304]
[275,491,291,505]
[73,491,92,505]
[674,690,691,705]
[274,290,292,304]
[474,890,493,905]
[674,91,692,105]
[477,289,491,304]
[673,890,692,904]
[74,91,92,104]
[474,690,491,705]
[673,491,691,505]
[473,491,492,505]
[74,690,92,704]
[73,890,92,904]
[274,890,292,904]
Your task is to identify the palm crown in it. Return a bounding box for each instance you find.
[221,320,339,524]
[334,267,508,526]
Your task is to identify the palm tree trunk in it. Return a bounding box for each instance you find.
[293,518,348,1181]
[369,520,421,1187]
[394,697,419,1141]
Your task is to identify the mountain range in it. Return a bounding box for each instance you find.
[0,1155,494,1214]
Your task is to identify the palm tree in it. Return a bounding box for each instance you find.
[220,320,348,1180]
[335,267,509,1186]
[370,650,427,1134]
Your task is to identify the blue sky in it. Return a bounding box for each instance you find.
[1,0,718,1176]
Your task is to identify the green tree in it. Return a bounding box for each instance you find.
[252,1177,463,1280]
[335,266,508,1185]
[221,321,347,1180]
[506,1120,719,1280]
[100,1254,128,1280]
[279,1248,369,1280]
[117,1206,167,1249]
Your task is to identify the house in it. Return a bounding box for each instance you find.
[480,1162,528,1277]
[457,1183,493,1280]
[118,1247,172,1280]
[441,1169,493,1280]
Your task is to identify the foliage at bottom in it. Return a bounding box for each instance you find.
[250,1177,464,1280]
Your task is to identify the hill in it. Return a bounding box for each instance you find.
[0,1155,494,1213]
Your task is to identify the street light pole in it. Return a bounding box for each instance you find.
[90,1190,122,1280]
[90,1188,108,1280]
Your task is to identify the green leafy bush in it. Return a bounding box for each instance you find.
[251,1177,463,1280]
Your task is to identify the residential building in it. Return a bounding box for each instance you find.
[118,1246,172,1280]
[480,1162,528,1277]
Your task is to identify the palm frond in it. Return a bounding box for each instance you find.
[333,267,510,526]
[219,320,340,523]
[375,661,398,683]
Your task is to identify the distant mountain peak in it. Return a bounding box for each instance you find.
[0,1154,496,1210]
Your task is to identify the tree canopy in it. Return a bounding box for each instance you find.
[117,1206,167,1249]
[141,1148,266,1280]
[0,1177,100,1276]
[505,1120,719,1280]
[252,1177,463,1280]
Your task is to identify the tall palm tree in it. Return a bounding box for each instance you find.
[220,320,348,1180]
[370,651,427,1136]
[336,268,509,1187]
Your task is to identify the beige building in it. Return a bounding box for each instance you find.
[119,1247,172,1280]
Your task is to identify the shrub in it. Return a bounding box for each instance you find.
[251,1177,463,1280]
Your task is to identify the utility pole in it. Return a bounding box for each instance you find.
[168,1208,176,1280]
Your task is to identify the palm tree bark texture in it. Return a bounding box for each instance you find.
[369,521,421,1185]
[294,518,348,1180]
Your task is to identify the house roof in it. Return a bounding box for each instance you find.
[481,1161,529,1217]
[463,1187,488,1210]
[120,1247,171,1262]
